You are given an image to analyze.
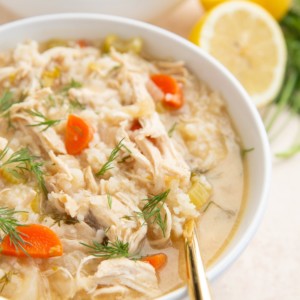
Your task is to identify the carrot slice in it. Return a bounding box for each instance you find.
[65,114,93,155]
[130,119,142,131]
[77,39,89,48]
[141,253,167,270]
[1,224,63,258]
[150,74,184,109]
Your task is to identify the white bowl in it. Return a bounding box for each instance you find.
[0,14,271,299]
[0,0,184,21]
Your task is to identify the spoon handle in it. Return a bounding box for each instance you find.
[185,225,212,300]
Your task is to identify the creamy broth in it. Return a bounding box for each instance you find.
[152,134,245,295]
[0,37,245,300]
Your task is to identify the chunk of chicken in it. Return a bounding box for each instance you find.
[134,112,191,187]
[89,194,147,254]
[94,258,160,298]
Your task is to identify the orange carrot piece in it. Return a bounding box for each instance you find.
[1,224,63,258]
[65,114,93,155]
[77,39,89,48]
[150,74,184,109]
[130,119,142,131]
[141,253,167,270]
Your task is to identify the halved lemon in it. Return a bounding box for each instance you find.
[200,0,292,20]
[190,1,287,107]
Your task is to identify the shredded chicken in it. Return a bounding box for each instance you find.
[94,258,160,298]
[0,37,242,300]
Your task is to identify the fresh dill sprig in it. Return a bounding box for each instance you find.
[3,111,15,131]
[241,147,255,158]
[69,98,86,110]
[203,200,235,217]
[0,270,14,293]
[80,238,129,259]
[264,4,300,158]
[118,154,131,164]
[51,213,79,227]
[0,91,14,114]
[47,95,56,107]
[0,207,28,255]
[139,189,170,237]
[26,109,61,131]
[276,143,300,158]
[95,139,126,176]
[62,79,83,93]
[107,194,113,209]
[168,122,177,137]
[0,146,47,195]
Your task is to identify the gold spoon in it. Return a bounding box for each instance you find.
[184,219,212,300]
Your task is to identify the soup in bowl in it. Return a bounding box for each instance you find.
[0,14,271,300]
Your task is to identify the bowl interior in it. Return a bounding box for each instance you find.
[0,13,271,299]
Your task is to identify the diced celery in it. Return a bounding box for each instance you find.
[0,167,26,184]
[188,176,212,209]
[102,35,143,54]
[41,66,61,87]
[30,194,40,213]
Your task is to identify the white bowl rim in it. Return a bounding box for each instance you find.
[0,13,272,299]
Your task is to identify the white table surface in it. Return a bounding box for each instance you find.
[0,0,299,299]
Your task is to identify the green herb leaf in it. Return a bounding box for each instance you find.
[241,147,254,158]
[0,91,14,114]
[0,146,47,195]
[264,4,300,158]
[69,98,86,110]
[80,238,129,259]
[107,194,113,209]
[26,109,61,131]
[0,270,14,293]
[50,213,79,227]
[0,207,29,255]
[168,122,177,137]
[95,139,126,176]
[62,79,82,93]
[276,143,300,158]
[139,189,170,237]
[118,154,131,164]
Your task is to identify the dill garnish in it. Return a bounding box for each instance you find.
[26,109,62,131]
[241,147,255,158]
[69,98,86,110]
[80,238,129,259]
[0,270,15,293]
[118,154,131,164]
[0,91,14,114]
[276,143,300,158]
[107,194,113,209]
[51,213,79,227]
[139,189,170,237]
[62,79,82,93]
[0,207,28,255]
[0,146,47,195]
[203,200,235,217]
[264,4,300,157]
[3,111,15,131]
[168,122,177,137]
[95,139,127,176]
[47,95,56,107]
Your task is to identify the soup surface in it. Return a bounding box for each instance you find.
[0,37,245,299]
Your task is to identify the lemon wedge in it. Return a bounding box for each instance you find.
[190,1,287,107]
